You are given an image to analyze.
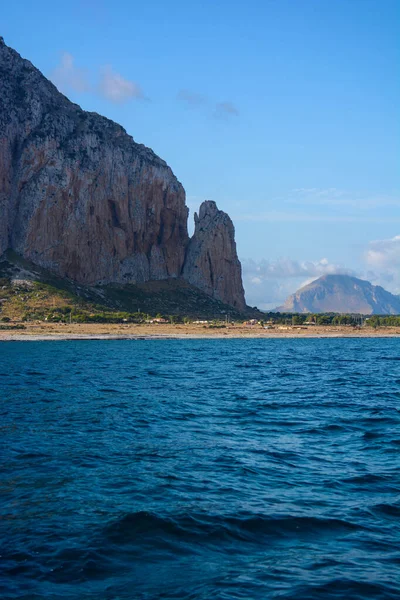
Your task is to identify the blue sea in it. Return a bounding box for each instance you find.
[1,338,399,599]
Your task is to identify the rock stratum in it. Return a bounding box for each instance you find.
[0,38,246,311]
[276,274,400,315]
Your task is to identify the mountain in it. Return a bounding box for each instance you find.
[276,274,400,315]
[0,37,245,311]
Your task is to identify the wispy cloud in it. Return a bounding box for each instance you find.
[99,65,144,103]
[177,89,239,119]
[214,101,239,118]
[177,89,206,107]
[288,187,400,209]
[365,235,400,269]
[360,235,400,295]
[243,257,354,281]
[51,52,146,104]
[234,211,400,224]
[50,52,90,94]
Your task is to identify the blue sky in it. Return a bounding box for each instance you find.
[3,0,399,307]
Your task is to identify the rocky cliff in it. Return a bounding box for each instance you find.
[183,201,246,310]
[0,38,246,310]
[0,37,189,285]
[276,274,400,315]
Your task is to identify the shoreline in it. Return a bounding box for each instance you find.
[1,323,400,341]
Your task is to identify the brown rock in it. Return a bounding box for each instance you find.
[0,38,188,284]
[183,201,246,310]
[0,38,247,312]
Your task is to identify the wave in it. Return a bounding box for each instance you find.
[372,503,400,518]
[343,473,390,484]
[104,511,364,546]
[282,579,400,600]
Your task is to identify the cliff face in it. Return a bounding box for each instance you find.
[0,37,188,284]
[276,274,400,315]
[183,201,246,310]
[0,38,247,310]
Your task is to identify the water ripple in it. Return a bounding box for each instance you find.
[1,338,400,599]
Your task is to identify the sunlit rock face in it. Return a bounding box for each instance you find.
[183,201,246,310]
[0,38,247,310]
[0,37,188,284]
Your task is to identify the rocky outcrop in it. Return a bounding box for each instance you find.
[276,274,400,315]
[0,38,247,311]
[0,37,188,284]
[183,201,246,310]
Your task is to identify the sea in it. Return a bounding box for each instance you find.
[1,338,399,600]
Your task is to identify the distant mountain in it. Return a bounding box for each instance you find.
[275,274,400,315]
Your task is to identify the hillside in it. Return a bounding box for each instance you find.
[276,274,400,315]
[0,251,259,322]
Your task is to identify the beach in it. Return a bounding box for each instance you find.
[1,322,399,341]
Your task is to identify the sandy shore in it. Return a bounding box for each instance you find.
[1,322,400,341]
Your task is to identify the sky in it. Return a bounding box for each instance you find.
[2,0,399,308]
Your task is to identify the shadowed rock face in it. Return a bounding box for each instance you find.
[276,274,400,315]
[0,37,188,284]
[183,201,246,310]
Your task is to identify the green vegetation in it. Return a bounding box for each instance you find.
[257,312,400,327]
[0,277,148,323]
[363,315,400,327]
[0,251,259,321]
[0,277,230,325]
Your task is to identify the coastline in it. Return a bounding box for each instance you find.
[1,323,400,341]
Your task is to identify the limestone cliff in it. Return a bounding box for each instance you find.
[0,38,247,310]
[0,37,188,284]
[183,201,246,310]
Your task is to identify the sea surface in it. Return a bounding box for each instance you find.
[1,338,399,599]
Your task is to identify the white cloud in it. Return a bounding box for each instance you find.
[51,53,145,104]
[51,52,91,94]
[99,65,144,103]
[363,235,400,294]
[243,257,353,282]
[365,235,400,269]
